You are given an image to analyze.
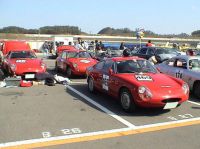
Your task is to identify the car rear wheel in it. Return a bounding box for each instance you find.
[120,88,136,112]
[88,77,95,93]
[66,67,72,78]
[193,82,200,98]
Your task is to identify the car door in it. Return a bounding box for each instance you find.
[57,51,67,70]
[107,61,120,97]
[101,60,114,93]
[168,58,188,82]
[92,61,105,91]
[158,58,176,75]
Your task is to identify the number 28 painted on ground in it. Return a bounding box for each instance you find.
[42,128,82,138]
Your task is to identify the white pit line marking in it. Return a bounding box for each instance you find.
[70,81,87,84]
[1,117,200,148]
[66,85,136,128]
[187,100,200,106]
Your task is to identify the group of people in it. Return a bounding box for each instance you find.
[75,37,105,54]
[42,41,54,57]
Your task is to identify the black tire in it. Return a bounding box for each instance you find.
[66,67,72,78]
[88,77,95,93]
[119,88,136,112]
[55,62,59,73]
[193,82,200,98]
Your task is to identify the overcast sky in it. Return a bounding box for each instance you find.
[0,0,200,34]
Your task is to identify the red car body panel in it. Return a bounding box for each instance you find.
[1,41,31,55]
[88,57,189,108]
[68,58,97,75]
[8,59,46,75]
[56,50,98,76]
[57,45,77,55]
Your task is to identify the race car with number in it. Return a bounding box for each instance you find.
[87,56,189,112]
[156,55,200,98]
[55,50,98,77]
[3,50,46,79]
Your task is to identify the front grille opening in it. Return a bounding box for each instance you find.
[162,98,181,103]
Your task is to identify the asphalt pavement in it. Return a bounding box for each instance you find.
[0,58,199,149]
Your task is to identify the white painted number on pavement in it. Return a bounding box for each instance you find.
[42,128,82,138]
[167,114,194,121]
[42,132,51,138]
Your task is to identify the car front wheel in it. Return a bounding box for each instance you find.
[66,67,72,78]
[120,88,136,112]
[88,77,95,93]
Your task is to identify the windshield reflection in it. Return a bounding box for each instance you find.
[116,60,158,73]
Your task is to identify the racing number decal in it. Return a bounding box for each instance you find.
[175,70,183,79]
[102,74,109,91]
[135,75,153,81]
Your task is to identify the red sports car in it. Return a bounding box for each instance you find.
[87,56,189,112]
[55,50,98,77]
[56,45,77,56]
[3,50,46,79]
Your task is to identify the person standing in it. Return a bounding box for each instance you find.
[99,41,104,50]
[43,41,49,58]
[95,40,100,55]
[120,42,126,50]
[146,40,153,47]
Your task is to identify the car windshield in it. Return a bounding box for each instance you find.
[116,59,158,73]
[10,51,37,59]
[67,51,91,58]
[189,58,200,71]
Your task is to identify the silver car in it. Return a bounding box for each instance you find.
[156,55,200,98]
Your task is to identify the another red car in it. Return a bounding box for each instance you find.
[56,45,77,56]
[0,40,31,55]
[3,50,46,79]
[87,56,189,112]
[55,50,98,77]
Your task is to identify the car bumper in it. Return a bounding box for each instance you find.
[133,93,188,108]
[14,68,46,76]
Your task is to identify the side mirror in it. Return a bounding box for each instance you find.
[109,68,113,75]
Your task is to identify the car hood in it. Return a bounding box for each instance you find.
[68,58,97,66]
[116,73,182,91]
[10,58,42,68]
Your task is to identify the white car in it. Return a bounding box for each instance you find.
[156,55,200,98]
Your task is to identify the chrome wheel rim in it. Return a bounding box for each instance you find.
[121,92,130,110]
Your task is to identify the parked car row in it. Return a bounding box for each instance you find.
[1,40,199,113]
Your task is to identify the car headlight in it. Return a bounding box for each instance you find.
[138,86,146,94]
[10,64,16,71]
[182,83,189,94]
[138,86,152,101]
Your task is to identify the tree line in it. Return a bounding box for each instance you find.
[98,27,194,38]
[0,26,200,37]
[0,26,82,35]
